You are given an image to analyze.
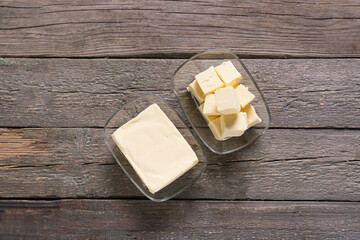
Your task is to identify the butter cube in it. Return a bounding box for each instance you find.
[221,112,247,138]
[242,104,262,128]
[214,87,240,115]
[235,84,255,108]
[208,117,223,141]
[195,66,224,95]
[187,80,205,104]
[199,103,219,122]
[202,94,221,117]
[215,61,242,87]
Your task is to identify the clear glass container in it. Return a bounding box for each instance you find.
[172,47,271,154]
[104,94,207,202]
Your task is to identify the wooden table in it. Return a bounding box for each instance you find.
[1,1,359,239]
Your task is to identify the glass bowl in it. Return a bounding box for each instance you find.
[104,94,207,202]
[172,47,271,154]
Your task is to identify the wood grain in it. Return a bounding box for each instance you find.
[0,128,359,200]
[0,0,359,57]
[1,58,359,128]
[1,1,359,237]
[0,200,359,239]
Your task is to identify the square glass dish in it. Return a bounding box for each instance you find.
[172,47,271,154]
[104,94,207,202]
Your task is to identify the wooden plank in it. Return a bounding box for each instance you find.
[0,0,359,58]
[0,200,359,239]
[0,128,359,200]
[1,58,359,128]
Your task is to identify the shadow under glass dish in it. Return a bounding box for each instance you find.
[104,94,207,202]
[172,47,271,154]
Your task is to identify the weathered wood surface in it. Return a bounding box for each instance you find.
[1,58,359,128]
[1,128,359,200]
[1,0,360,238]
[0,200,359,239]
[0,0,360,58]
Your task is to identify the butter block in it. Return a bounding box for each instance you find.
[242,104,262,128]
[235,84,255,108]
[187,80,205,104]
[214,87,240,115]
[195,66,224,95]
[221,112,248,138]
[202,94,221,117]
[208,117,223,141]
[199,103,219,122]
[215,61,242,86]
[111,103,198,194]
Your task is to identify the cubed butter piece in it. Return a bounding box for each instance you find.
[203,94,221,117]
[111,104,198,194]
[215,61,242,86]
[195,66,224,95]
[187,80,205,104]
[208,117,223,141]
[221,112,247,138]
[199,103,219,123]
[235,84,255,108]
[242,104,262,128]
[215,86,240,115]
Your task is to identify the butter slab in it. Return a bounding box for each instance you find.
[112,104,199,194]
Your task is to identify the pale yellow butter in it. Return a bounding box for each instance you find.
[242,104,262,128]
[208,117,223,141]
[215,61,242,86]
[202,94,221,117]
[221,112,248,138]
[215,86,240,115]
[195,66,224,95]
[235,84,255,108]
[111,104,198,194]
[199,103,219,122]
[187,80,205,104]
